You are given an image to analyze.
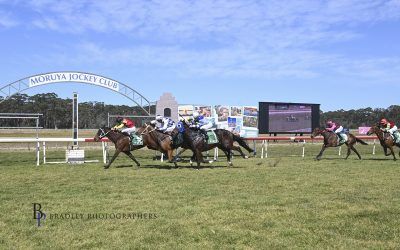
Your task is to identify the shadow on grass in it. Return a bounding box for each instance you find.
[363,158,396,161]
[141,163,244,170]
[114,164,138,169]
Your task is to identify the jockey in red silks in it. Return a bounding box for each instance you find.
[112,117,136,136]
[379,118,400,143]
[326,119,345,143]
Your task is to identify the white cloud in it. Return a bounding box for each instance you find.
[0,11,18,28]
[3,0,400,83]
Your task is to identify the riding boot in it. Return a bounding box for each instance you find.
[337,133,344,144]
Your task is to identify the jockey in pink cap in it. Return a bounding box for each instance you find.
[326,119,345,143]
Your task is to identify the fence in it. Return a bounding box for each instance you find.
[0,135,380,166]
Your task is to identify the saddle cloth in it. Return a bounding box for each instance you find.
[206,130,218,144]
[130,134,143,146]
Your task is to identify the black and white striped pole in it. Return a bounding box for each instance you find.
[72,92,79,148]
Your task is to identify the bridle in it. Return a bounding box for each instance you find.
[98,128,110,139]
[140,123,156,135]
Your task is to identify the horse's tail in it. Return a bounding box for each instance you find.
[356,137,368,145]
[232,134,254,153]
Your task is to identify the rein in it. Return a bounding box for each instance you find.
[140,124,156,135]
[99,128,111,139]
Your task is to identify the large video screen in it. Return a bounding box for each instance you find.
[268,104,312,133]
[258,102,320,134]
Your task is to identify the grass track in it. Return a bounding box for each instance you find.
[1,144,400,249]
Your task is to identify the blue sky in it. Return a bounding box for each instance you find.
[0,0,399,112]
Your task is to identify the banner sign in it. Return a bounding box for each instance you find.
[358,127,371,135]
[29,72,120,91]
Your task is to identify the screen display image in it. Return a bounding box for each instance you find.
[268,104,312,133]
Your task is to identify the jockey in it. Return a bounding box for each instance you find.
[112,117,136,136]
[190,111,213,132]
[151,115,176,135]
[379,118,400,143]
[325,119,345,143]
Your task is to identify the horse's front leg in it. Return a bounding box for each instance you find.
[316,145,327,160]
[383,146,391,156]
[104,150,121,169]
[167,150,178,168]
[172,148,186,162]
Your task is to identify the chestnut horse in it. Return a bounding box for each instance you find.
[136,123,180,168]
[367,124,400,160]
[94,127,143,169]
[311,128,368,160]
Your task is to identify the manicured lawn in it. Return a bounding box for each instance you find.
[0,144,399,248]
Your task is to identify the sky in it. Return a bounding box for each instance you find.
[0,0,399,112]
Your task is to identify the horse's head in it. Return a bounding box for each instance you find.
[311,127,323,138]
[366,124,379,136]
[94,126,111,142]
[138,122,156,135]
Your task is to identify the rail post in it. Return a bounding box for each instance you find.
[372,139,376,155]
[261,140,265,159]
[43,142,46,164]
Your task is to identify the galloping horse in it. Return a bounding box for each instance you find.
[177,120,254,168]
[94,127,143,169]
[311,128,368,160]
[136,123,180,168]
[367,124,400,160]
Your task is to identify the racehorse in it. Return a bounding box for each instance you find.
[177,120,254,168]
[94,127,143,169]
[367,124,400,160]
[136,123,179,168]
[311,127,368,160]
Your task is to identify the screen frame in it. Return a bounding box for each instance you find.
[258,102,320,134]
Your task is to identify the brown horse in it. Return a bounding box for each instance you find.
[311,128,368,160]
[367,124,400,160]
[94,127,143,169]
[136,123,179,168]
[177,120,254,168]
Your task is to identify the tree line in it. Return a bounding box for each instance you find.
[0,93,399,129]
[0,93,155,129]
[320,106,400,128]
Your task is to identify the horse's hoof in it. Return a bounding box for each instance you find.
[104,166,110,169]
[244,155,249,159]
[208,160,214,164]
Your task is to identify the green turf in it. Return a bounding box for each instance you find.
[0,144,399,249]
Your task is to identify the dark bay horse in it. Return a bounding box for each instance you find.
[367,124,400,160]
[311,128,368,160]
[136,123,179,168]
[94,127,143,169]
[178,120,254,168]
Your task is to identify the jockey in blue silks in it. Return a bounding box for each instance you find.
[190,111,213,132]
[151,115,176,135]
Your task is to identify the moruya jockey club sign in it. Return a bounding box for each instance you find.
[29,72,119,92]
